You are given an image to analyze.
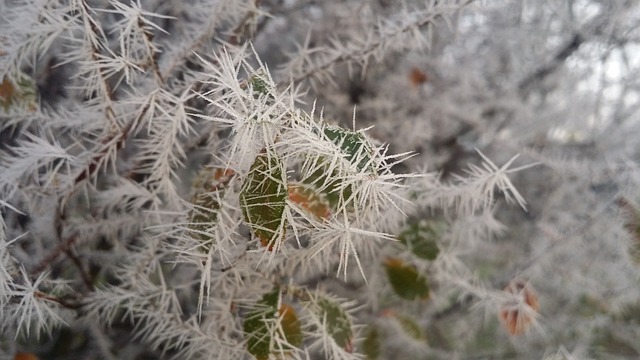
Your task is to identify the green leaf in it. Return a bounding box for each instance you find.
[188,168,234,252]
[243,289,304,360]
[384,258,430,301]
[394,314,424,341]
[279,304,303,348]
[315,297,353,352]
[398,220,442,260]
[243,289,280,360]
[299,125,375,212]
[1,74,37,112]
[323,126,374,172]
[189,193,219,247]
[303,162,353,211]
[240,151,288,250]
[362,326,380,360]
[248,75,272,99]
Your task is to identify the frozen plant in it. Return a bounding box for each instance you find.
[2,0,640,359]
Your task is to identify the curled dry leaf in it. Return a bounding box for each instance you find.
[499,280,539,336]
[409,67,428,87]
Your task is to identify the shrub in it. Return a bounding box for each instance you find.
[2,1,640,359]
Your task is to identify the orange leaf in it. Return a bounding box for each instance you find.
[15,352,39,360]
[0,77,16,106]
[213,168,235,181]
[288,184,331,220]
[409,67,428,87]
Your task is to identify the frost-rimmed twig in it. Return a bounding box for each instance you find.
[278,1,472,86]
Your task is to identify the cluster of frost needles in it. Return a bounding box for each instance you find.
[2,1,640,360]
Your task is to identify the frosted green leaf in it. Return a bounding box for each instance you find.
[243,288,280,360]
[362,326,380,360]
[243,289,304,360]
[304,163,353,211]
[240,151,287,250]
[395,314,424,340]
[1,75,37,112]
[188,193,219,251]
[279,303,303,348]
[188,168,233,252]
[323,126,374,172]
[249,75,271,98]
[384,258,430,300]
[398,220,442,260]
[315,297,353,352]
